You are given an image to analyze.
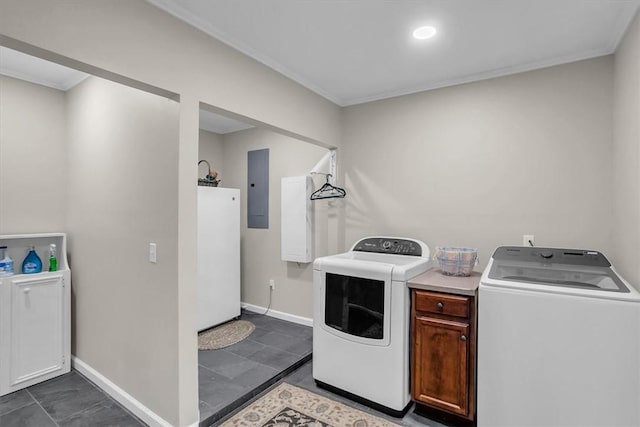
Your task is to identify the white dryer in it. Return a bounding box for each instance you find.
[478,246,640,427]
[313,237,431,416]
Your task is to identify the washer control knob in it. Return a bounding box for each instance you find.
[540,250,554,259]
[382,240,391,250]
[437,302,444,309]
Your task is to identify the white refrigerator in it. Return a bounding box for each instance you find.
[197,186,241,331]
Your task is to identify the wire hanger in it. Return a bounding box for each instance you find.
[310,173,346,200]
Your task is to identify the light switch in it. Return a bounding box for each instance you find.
[149,243,157,263]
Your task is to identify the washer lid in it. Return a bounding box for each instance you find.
[491,246,611,267]
[488,246,630,293]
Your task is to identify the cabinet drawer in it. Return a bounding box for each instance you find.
[414,290,469,318]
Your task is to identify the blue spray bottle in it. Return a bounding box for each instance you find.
[22,246,42,274]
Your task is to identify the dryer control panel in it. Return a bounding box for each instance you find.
[353,237,422,256]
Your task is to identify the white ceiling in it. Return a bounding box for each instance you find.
[200,109,253,134]
[0,46,88,91]
[148,0,640,106]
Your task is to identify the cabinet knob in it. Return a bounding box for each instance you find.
[436,302,444,309]
[23,288,31,294]
[461,335,467,341]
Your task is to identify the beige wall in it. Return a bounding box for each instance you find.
[66,76,181,423]
[0,1,341,424]
[221,128,328,318]
[612,12,640,287]
[176,95,199,425]
[0,76,67,233]
[342,57,614,269]
[198,130,224,181]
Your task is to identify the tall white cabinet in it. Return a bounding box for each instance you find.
[0,233,71,397]
[281,176,313,263]
[197,187,241,331]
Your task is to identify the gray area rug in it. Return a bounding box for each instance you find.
[198,320,255,350]
[220,383,400,427]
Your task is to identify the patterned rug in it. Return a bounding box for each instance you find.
[220,383,401,427]
[198,320,255,350]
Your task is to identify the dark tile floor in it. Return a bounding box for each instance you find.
[204,311,449,427]
[2,312,447,427]
[198,310,313,426]
[0,371,144,427]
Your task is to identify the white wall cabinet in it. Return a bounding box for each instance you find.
[281,176,313,263]
[0,233,71,396]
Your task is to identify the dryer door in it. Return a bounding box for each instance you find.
[315,259,393,346]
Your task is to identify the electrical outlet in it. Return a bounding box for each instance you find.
[269,279,275,290]
[149,243,157,263]
[523,235,535,247]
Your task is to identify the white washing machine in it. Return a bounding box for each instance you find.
[478,246,640,427]
[313,236,431,416]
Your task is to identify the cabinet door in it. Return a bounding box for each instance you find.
[8,274,65,388]
[413,316,469,416]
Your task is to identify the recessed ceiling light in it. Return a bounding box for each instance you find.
[413,26,437,40]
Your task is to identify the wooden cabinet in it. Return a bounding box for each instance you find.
[411,289,476,421]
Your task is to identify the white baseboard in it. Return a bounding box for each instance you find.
[72,356,188,427]
[71,307,309,427]
[241,302,313,327]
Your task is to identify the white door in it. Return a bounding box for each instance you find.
[197,187,241,331]
[8,274,65,388]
